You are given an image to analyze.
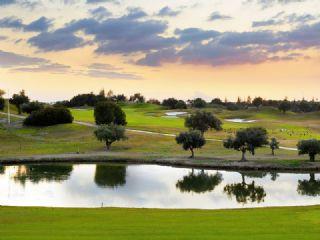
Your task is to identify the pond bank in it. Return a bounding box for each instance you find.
[0,152,319,172]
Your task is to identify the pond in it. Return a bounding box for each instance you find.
[225,118,257,123]
[0,163,319,209]
[163,111,187,118]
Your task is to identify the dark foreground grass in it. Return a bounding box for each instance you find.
[0,206,319,240]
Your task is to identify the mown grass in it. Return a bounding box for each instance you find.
[0,206,320,240]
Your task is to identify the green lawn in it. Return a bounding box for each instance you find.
[71,104,320,147]
[0,206,319,239]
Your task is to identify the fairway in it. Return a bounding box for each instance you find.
[71,104,320,147]
[0,206,319,239]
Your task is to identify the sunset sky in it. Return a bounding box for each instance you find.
[0,0,319,102]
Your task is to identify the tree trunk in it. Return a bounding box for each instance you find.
[240,150,247,162]
[309,154,315,162]
[310,173,315,182]
[272,148,275,156]
[189,147,194,158]
[105,142,111,151]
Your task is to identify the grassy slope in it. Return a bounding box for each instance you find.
[0,114,305,161]
[71,104,320,147]
[0,206,319,239]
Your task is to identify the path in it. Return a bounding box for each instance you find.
[0,112,298,151]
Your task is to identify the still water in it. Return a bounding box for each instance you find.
[0,163,319,209]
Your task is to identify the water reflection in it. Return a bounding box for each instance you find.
[94,164,127,189]
[0,165,5,174]
[13,164,73,185]
[0,163,319,209]
[223,172,266,204]
[176,169,222,193]
[297,174,320,196]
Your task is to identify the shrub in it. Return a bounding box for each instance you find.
[94,101,127,125]
[23,107,73,126]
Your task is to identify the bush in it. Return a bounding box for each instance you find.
[94,101,127,125]
[0,98,4,111]
[23,107,73,126]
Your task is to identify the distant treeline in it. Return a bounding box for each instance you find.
[53,90,320,113]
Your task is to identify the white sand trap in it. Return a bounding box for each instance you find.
[163,111,187,118]
[226,118,257,123]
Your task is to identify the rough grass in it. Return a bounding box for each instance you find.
[0,206,320,240]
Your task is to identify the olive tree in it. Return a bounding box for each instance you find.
[175,130,205,158]
[297,139,320,162]
[252,97,263,109]
[185,111,222,134]
[9,90,29,114]
[223,127,268,161]
[269,138,280,156]
[94,101,126,125]
[278,100,291,113]
[94,124,127,150]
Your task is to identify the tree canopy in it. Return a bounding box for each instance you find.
[9,90,29,114]
[94,101,127,126]
[185,111,222,134]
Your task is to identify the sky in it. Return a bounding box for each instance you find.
[0,0,320,102]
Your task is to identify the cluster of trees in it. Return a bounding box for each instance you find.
[176,111,222,158]
[93,101,128,150]
[55,90,146,108]
[162,98,187,109]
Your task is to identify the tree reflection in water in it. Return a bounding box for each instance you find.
[176,169,223,194]
[0,165,5,175]
[13,164,73,186]
[297,173,320,196]
[224,172,267,204]
[94,164,127,189]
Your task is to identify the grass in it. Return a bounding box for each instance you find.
[0,205,320,239]
[71,104,320,147]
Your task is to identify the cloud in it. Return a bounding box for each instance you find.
[252,13,317,27]
[86,0,120,4]
[28,31,86,51]
[89,6,112,20]
[0,49,48,67]
[86,63,142,79]
[157,6,181,17]
[246,0,307,9]
[0,16,52,32]
[13,63,71,73]
[0,0,16,5]
[208,12,232,21]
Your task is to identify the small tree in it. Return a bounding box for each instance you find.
[252,97,263,110]
[94,101,127,126]
[185,111,222,134]
[191,98,207,108]
[297,139,320,162]
[9,90,29,114]
[129,93,145,103]
[223,127,268,161]
[278,100,291,113]
[21,101,44,114]
[269,138,279,155]
[176,130,205,158]
[94,124,127,150]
